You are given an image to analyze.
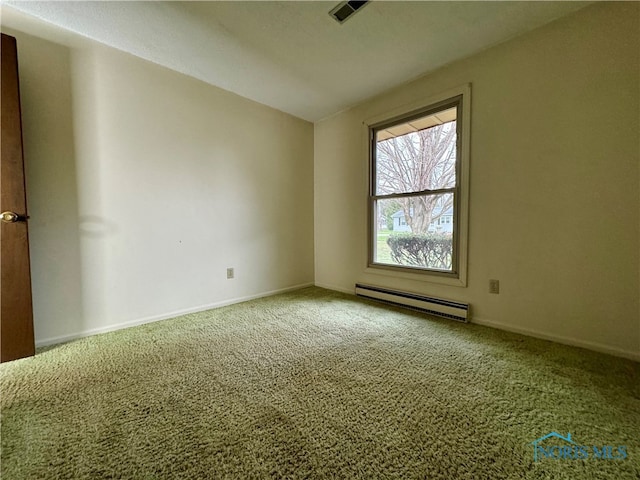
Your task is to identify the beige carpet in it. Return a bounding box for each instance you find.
[1,287,638,479]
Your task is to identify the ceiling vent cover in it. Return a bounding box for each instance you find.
[329,1,369,24]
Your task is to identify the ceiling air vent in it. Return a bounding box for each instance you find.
[329,1,369,24]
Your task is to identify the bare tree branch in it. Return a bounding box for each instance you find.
[376,121,456,234]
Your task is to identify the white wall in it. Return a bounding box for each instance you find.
[315,2,640,359]
[3,17,314,345]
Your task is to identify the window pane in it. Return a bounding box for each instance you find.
[374,193,454,271]
[375,111,457,195]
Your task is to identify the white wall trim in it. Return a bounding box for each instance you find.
[363,266,466,287]
[39,282,640,363]
[36,282,314,348]
[316,284,639,362]
[314,282,354,295]
[472,316,640,363]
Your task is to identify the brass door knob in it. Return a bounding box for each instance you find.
[1,211,27,223]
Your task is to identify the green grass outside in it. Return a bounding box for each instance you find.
[375,230,399,265]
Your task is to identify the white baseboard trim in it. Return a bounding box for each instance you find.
[472,316,640,362]
[37,283,638,363]
[314,282,355,295]
[36,282,315,348]
[315,283,639,361]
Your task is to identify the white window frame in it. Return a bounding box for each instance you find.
[363,84,471,287]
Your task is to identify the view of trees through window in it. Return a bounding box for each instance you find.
[372,104,458,272]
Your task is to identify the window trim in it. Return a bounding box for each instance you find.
[363,84,471,287]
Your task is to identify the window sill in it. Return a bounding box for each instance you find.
[364,265,467,287]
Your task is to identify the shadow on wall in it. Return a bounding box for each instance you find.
[11,29,85,344]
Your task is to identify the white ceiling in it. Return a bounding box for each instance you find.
[2,1,591,122]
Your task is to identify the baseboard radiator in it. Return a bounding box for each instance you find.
[355,283,470,323]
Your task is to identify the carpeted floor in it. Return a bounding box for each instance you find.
[1,287,638,479]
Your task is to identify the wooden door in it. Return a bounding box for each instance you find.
[1,33,35,362]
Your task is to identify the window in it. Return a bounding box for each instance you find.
[368,87,470,283]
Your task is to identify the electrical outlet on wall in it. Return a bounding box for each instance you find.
[227,268,234,279]
[489,279,499,294]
